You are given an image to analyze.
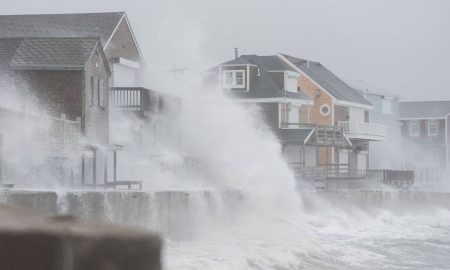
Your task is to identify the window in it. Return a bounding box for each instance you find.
[222,70,245,89]
[284,71,300,92]
[410,120,419,136]
[428,119,438,136]
[382,98,392,115]
[320,104,331,116]
[97,79,105,108]
[90,76,95,106]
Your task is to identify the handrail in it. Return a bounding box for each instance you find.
[338,121,387,138]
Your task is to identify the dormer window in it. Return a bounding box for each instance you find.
[223,70,245,89]
[284,71,300,92]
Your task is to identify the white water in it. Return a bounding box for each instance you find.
[2,189,450,269]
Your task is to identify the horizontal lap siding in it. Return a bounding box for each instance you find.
[84,46,110,146]
[299,74,333,126]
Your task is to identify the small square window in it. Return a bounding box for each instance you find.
[428,119,438,136]
[410,120,419,136]
[222,70,245,89]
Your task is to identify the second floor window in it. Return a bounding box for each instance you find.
[428,119,438,136]
[222,70,245,89]
[410,120,419,136]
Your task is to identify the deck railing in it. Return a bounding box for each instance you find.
[292,164,414,189]
[339,121,387,140]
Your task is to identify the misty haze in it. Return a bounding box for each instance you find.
[0,1,450,270]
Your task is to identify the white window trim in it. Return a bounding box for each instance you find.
[222,70,246,89]
[284,71,300,93]
[410,120,419,136]
[428,119,438,136]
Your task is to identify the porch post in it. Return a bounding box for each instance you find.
[81,154,85,186]
[104,151,108,184]
[113,150,117,183]
[93,150,97,187]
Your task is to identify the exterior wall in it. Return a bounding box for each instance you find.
[334,105,348,125]
[83,46,110,146]
[14,70,83,118]
[298,74,333,125]
[348,107,365,122]
[362,93,402,169]
[401,119,446,145]
[401,118,447,183]
[104,18,143,87]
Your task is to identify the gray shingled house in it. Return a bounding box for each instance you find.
[208,53,407,186]
[0,12,147,188]
[399,101,450,184]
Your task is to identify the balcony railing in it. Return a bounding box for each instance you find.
[338,121,387,141]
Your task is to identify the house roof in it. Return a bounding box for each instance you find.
[6,37,101,70]
[399,101,450,119]
[219,55,311,102]
[276,128,314,144]
[0,12,124,46]
[281,54,372,107]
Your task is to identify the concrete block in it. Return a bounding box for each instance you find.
[0,205,161,270]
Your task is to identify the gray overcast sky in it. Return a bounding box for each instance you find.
[2,0,449,101]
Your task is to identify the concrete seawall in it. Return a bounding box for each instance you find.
[2,189,450,238]
[0,190,243,240]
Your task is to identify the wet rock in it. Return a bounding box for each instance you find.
[0,205,161,270]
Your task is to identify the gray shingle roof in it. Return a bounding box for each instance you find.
[0,12,124,45]
[7,37,99,70]
[276,128,314,144]
[282,54,372,106]
[0,38,22,68]
[219,55,311,101]
[399,101,450,119]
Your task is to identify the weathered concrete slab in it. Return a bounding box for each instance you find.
[0,205,161,270]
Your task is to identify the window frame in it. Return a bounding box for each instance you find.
[428,119,438,136]
[90,76,95,106]
[410,120,419,136]
[222,70,246,89]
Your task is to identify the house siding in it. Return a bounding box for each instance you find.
[298,74,333,125]
[363,93,402,169]
[83,46,110,146]
[14,70,83,118]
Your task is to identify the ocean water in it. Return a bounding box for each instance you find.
[164,191,450,270]
[2,189,449,270]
